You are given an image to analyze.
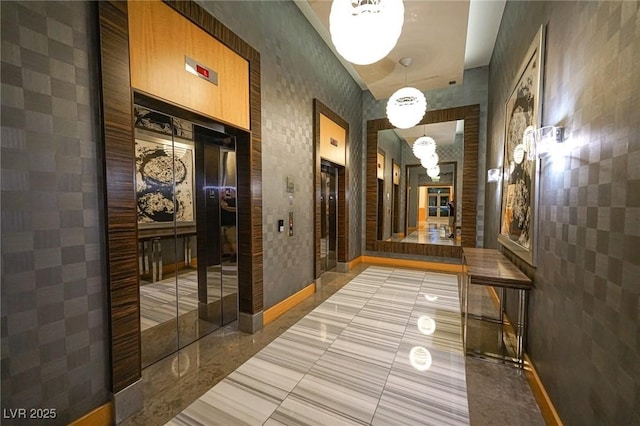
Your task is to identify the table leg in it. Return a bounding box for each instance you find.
[464,272,469,354]
[517,289,527,368]
[498,287,504,356]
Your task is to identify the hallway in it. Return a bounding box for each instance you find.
[123,265,543,425]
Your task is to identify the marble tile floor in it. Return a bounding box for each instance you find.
[388,227,460,246]
[123,264,544,426]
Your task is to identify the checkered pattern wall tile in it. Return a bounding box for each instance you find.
[362,67,489,249]
[198,1,363,308]
[486,1,640,424]
[1,1,108,424]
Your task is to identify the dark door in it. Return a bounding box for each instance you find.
[320,163,338,272]
[377,179,384,240]
[393,183,400,234]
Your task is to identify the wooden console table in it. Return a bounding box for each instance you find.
[461,247,533,367]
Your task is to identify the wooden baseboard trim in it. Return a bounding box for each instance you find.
[348,256,362,269]
[69,402,112,426]
[485,288,562,425]
[524,354,564,426]
[361,256,462,273]
[263,282,316,326]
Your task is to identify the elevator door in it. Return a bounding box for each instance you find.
[320,163,338,273]
[135,103,238,368]
[196,128,238,329]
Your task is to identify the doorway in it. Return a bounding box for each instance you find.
[320,162,338,273]
[135,105,239,368]
[424,186,452,229]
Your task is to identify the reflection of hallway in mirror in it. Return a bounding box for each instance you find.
[139,266,238,331]
[389,224,460,246]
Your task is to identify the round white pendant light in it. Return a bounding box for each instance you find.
[386,86,427,129]
[412,136,436,159]
[420,152,439,169]
[329,0,405,65]
[427,165,440,178]
[386,57,427,129]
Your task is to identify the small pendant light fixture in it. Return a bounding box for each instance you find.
[412,125,436,159]
[420,151,439,170]
[426,165,440,179]
[329,0,405,66]
[386,57,427,129]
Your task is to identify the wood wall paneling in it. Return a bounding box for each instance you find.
[366,105,480,258]
[97,0,141,393]
[161,0,263,315]
[98,0,263,398]
[319,113,346,166]
[128,1,250,130]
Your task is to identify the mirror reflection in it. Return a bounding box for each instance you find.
[134,104,238,368]
[376,120,463,247]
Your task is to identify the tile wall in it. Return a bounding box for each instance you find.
[197,0,363,308]
[485,1,640,423]
[0,1,109,424]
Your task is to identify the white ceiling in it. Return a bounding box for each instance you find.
[394,120,462,147]
[294,0,506,100]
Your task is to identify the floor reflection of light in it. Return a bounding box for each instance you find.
[409,346,432,371]
[172,353,191,377]
[417,315,436,335]
[424,294,438,302]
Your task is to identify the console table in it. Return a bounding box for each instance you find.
[138,226,197,282]
[461,247,533,367]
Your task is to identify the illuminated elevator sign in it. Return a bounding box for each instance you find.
[185,55,218,85]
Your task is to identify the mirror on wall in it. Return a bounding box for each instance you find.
[366,105,480,258]
[400,161,458,244]
[134,101,239,368]
[376,121,463,247]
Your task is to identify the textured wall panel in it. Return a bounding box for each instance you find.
[486,1,640,424]
[196,1,363,308]
[0,1,109,423]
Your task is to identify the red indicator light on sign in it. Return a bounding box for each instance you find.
[196,65,209,78]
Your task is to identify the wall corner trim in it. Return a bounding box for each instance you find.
[263,282,316,326]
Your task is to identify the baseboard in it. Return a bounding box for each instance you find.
[348,256,362,269]
[524,354,564,426]
[361,256,462,273]
[68,402,112,426]
[263,282,315,326]
[485,287,563,426]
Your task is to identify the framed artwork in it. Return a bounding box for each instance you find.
[135,131,195,228]
[498,25,546,266]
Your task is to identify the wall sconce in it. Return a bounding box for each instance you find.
[487,168,502,183]
[529,125,565,157]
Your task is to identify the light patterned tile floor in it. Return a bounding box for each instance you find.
[124,264,544,426]
[167,267,470,425]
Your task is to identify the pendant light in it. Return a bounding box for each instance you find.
[420,151,439,169]
[412,126,436,159]
[329,0,405,65]
[386,57,427,129]
[426,165,440,179]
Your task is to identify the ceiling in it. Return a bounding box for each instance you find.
[394,120,463,147]
[294,0,506,100]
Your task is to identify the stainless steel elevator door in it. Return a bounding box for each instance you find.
[136,103,239,368]
[320,163,338,273]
